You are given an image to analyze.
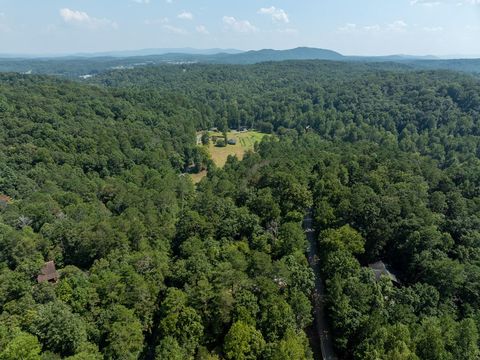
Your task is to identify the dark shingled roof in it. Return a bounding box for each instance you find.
[37,261,59,283]
[368,261,400,284]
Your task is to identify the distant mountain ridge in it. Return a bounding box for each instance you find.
[72,48,244,58]
[213,47,344,64]
[0,47,444,62]
[0,47,479,77]
[0,48,244,59]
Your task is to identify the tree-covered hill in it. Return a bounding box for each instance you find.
[95,61,480,164]
[0,61,480,359]
[1,48,480,78]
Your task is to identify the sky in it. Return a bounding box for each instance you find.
[1,0,480,56]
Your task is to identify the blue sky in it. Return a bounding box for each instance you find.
[1,0,480,56]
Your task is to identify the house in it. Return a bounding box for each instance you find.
[37,261,60,284]
[368,261,400,285]
[227,138,237,145]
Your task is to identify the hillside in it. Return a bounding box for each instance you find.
[211,47,345,64]
[1,62,480,359]
[1,47,479,78]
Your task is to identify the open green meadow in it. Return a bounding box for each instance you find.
[190,131,267,183]
[207,131,266,167]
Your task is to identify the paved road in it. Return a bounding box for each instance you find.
[304,210,338,360]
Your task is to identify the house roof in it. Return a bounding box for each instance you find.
[37,261,60,283]
[368,261,400,284]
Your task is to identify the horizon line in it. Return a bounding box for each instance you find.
[1,46,480,60]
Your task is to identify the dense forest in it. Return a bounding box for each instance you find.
[0,60,480,359]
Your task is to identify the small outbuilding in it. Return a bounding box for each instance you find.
[227,138,237,145]
[368,261,400,285]
[37,261,60,284]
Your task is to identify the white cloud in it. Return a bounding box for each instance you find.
[338,23,357,33]
[388,20,408,32]
[177,11,193,20]
[277,28,298,34]
[196,25,209,34]
[410,0,441,6]
[60,9,90,23]
[133,0,151,4]
[258,6,289,23]
[222,16,257,33]
[162,24,187,34]
[338,21,407,33]
[364,25,381,32]
[60,8,118,29]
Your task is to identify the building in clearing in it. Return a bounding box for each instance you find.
[37,261,60,284]
[368,261,400,285]
[227,138,237,145]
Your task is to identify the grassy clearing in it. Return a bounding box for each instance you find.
[207,131,266,167]
[189,170,207,184]
[189,131,267,184]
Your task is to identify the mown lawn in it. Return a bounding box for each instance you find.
[207,131,266,167]
[189,131,267,183]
